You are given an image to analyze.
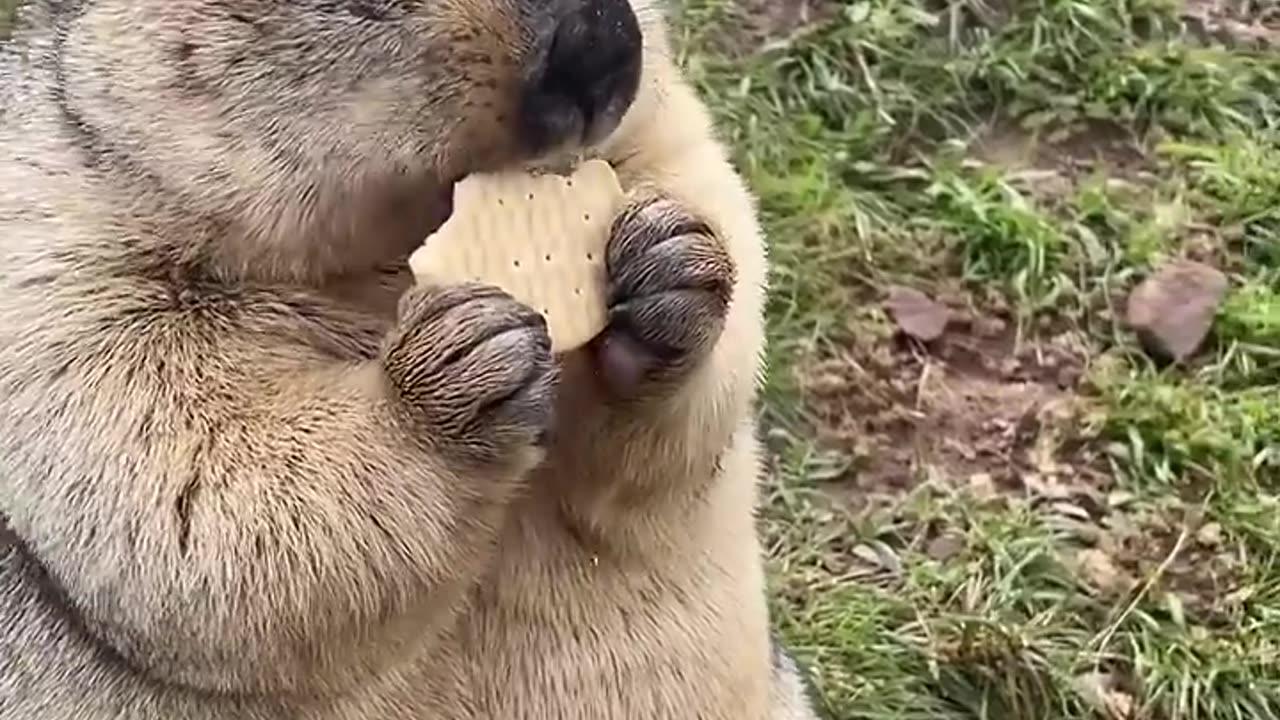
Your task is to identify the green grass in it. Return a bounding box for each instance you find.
[0,0,18,40]
[674,0,1280,717]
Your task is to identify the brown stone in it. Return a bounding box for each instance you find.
[884,285,950,342]
[1125,259,1228,362]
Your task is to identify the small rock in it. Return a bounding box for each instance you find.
[884,286,951,342]
[1074,671,1136,719]
[1224,586,1255,607]
[1056,365,1081,388]
[1125,259,1228,362]
[1023,472,1070,500]
[1107,490,1137,510]
[1106,689,1136,719]
[1196,522,1224,547]
[925,532,966,562]
[973,315,1008,338]
[967,472,997,500]
[999,357,1022,378]
[1049,516,1104,544]
[1076,548,1127,595]
[851,544,881,567]
[1049,501,1092,522]
[852,541,903,575]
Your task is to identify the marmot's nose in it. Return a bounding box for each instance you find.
[518,0,643,155]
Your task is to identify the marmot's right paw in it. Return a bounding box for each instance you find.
[592,195,735,400]
[382,283,556,464]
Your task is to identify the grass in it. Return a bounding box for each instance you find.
[672,0,1280,718]
[0,0,17,39]
[5,1,1280,717]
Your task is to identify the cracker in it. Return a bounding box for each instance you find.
[409,159,624,353]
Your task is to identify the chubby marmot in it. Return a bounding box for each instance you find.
[0,0,819,717]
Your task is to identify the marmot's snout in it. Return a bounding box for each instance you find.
[517,0,643,156]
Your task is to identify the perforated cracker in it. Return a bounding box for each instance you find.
[408,159,624,353]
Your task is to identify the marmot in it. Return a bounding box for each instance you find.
[0,0,819,718]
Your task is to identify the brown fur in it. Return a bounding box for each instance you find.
[0,0,815,717]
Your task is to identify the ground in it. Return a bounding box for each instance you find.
[4,1,1280,718]
[673,0,1280,717]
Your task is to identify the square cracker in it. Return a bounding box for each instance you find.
[408,159,625,353]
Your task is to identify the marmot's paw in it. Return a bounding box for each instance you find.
[383,283,556,464]
[593,195,735,399]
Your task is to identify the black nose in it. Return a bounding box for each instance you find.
[519,0,643,155]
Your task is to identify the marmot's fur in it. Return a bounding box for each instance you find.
[0,0,818,717]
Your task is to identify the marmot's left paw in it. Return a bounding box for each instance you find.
[592,195,735,399]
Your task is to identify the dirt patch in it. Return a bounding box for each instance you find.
[971,119,1154,194]
[1182,0,1280,48]
[1065,501,1252,634]
[710,0,840,58]
[794,300,1100,509]
[737,0,837,44]
[788,286,1250,622]
[790,300,1248,621]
